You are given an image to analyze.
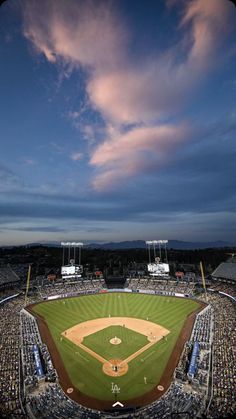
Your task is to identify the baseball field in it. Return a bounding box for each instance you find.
[30,292,202,408]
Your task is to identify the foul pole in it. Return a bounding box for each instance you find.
[200,261,207,301]
[25,264,31,306]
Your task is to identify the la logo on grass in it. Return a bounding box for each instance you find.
[111,382,120,394]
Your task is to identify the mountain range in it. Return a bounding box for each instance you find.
[83,239,235,250]
[2,239,235,250]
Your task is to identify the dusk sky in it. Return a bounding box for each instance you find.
[0,0,236,246]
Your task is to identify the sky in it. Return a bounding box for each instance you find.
[0,0,236,246]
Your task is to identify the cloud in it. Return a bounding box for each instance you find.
[70,152,83,161]
[22,158,37,166]
[87,0,232,125]
[1,225,68,233]
[67,111,81,120]
[23,0,126,70]
[0,114,236,242]
[22,0,234,190]
[180,0,231,68]
[90,123,190,190]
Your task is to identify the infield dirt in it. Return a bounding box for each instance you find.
[62,317,169,377]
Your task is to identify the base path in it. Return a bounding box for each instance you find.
[62,317,169,376]
[62,316,169,346]
[78,342,107,364]
[124,340,156,365]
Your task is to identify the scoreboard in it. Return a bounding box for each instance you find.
[61,264,83,278]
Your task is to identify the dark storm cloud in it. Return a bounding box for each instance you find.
[0,200,139,222]
[1,114,235,229]
[1,225,68,233]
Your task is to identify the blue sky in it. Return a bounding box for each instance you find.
[0,0,236,246]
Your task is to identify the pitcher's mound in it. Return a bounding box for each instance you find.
[110,336,121,345]
[103,359,128,376]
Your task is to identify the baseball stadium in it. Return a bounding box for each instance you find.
[0,242,235,419]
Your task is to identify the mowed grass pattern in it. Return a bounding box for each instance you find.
[83,325,148,360]
[32,293,200,401]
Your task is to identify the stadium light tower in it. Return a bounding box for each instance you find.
[156,240,168,262]
[146,240,159,262]
[61,242,83,265]
[61,242,84,279]
[145,241,153,263]
[152,240,158,259]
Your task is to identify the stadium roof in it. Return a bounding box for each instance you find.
[212,262,236,281]
[0,267,20,285]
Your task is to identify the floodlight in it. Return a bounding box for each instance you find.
[157,240,168,245]
[61,241,83,247]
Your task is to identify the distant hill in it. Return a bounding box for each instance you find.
[2,239,235,250]
[86,239,235,250]
[86,240,146,249]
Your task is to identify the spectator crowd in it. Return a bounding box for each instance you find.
[127,277,195,296]
[36,278,106,299]
[207,294,236,418]
[0,296,25,417]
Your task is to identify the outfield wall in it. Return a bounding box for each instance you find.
[108,288,188,297]
[44,288,188,301]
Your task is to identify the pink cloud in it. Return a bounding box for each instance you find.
[23,0,232,126]
[23,0,126,70]
[181,0,231,68]
[91,124,188,166]
[22,0,233,190]
[91,123,190,190]
[92,163,142,192]
[87,0,232,125]
[87,60,191,124]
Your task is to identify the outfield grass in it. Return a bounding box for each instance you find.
[32,292,200,401]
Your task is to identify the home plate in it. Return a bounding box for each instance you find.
[112,401,124,407]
